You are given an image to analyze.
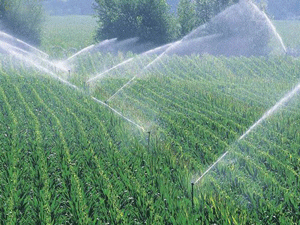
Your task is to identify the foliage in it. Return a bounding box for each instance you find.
[94,0,241,44]
[195,0,239,26]
[176,0,241,39]
[0,0,44,45]
[94,0,178,45]
[177,0,196,37]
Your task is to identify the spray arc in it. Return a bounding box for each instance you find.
[190,78,300,207]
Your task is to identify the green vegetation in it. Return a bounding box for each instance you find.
[94,0,241,44]
[177,0,196,36]
[1,50,300,223]
[0,0,44,44]
[94,0,178,45]
[40,15,300,59]
[41,15,97,58]
[0,15,300,224]
[194,0,239,25]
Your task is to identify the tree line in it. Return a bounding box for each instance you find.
[0,0,241,46]
[94,0,300,45]
[1,0,300,46]
[94,0,241,45]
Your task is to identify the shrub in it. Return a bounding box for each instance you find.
[0,0,44,45]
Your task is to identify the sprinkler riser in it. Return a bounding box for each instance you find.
[191,182,194,209]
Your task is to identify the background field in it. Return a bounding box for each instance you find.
[41,16,300,57]
[41,15,97,58]
[0,15,299,224]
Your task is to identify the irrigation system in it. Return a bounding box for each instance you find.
[191,151,229,207]
[0,0,293,213]
[190,76,300,206]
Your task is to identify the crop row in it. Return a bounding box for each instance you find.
[1,53,300,223]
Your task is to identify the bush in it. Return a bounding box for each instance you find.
[94,0,178,45]
[0,0,44,45]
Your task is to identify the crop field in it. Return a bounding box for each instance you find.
[0,15,300,224]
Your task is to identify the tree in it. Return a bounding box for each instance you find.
[177,0,196,37]
[94,0,178,45]
[0,0,44,45]
[195,0,238,26]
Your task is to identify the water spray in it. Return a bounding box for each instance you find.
[4,50,145,132]
[106,74,137,102]
[248,1,287,53]
[239,82,300,141]
[86,57,134,84]
[0,30,49,58]
[193,151,229,185]
[92,97,145,132]
[0,43,78,90]
[65,38,118,64]
[85,42,173,85]
[190,77,300,206]
[0,33,147,134]
[191,151,229,207]
[66,44,95,61]
[106,41,183,102]
[0,40,69,74]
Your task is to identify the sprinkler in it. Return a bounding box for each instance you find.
[191,151,229,208]
[191,182,195,209]
[92,97,145,132]
[147,131,155,186]
[147,131,151,151]
[68,70,71,80]
[86,82,90,95]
